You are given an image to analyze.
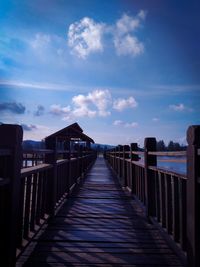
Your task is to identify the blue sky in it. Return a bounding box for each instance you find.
[0,0,199,146]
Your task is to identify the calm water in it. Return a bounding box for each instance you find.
[24,156,187,175]
[139,156,186,175]
[157,157,186,174]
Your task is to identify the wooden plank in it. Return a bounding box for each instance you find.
[20,252,182,265]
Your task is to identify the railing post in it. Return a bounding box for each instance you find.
[122,145,130,187]
[144,137,157,218]
[113,147,116,171]
[115,146,119,173]
[45,138,57,216]
[118,145,123,180]
[130,143,139,161]
[78,145,83,178]
[187,125,200,267]
[0,124,23,267]
[130,143,139,194]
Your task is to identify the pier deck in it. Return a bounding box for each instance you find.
[17,157,183,267]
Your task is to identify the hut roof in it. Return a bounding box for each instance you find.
[45,123,94,143]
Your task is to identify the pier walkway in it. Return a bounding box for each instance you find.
[18,157,183,267]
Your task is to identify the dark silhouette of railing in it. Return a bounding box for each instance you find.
[0,124,96,267]
[105,125,200,267]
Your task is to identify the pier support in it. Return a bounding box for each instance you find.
[0,124,23,267]
[144,137,157,218]
[187,125,200,267]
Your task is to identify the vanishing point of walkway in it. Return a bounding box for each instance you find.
[18,157,183,267]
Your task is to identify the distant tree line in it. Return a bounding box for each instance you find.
[156,140,186,151]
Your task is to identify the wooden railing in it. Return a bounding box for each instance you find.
[0,124,96,267]
[105,125,200,267]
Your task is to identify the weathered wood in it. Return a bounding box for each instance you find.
[19,157,183,267]
[171,175,180,242]
[144,137,157,217]
[122,145,129,187]
[186,125,200,267]
[45,138,58,216]
[0,124,23,267]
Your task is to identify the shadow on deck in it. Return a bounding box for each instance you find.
[17,156,184,267]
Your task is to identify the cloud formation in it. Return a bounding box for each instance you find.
[50,89,111,121]
[50,104,71,116]
[21,123,37,131]
[30,33,51,49]
[50,89,137,121]
[68,17,104,59]
[72,90,111,117]
[113,120,123,126]
[113,120,138,128]
[34,105,45,116]
[67,10,146,58]
[169,103,192,112]
[29,33,66,64]
[113,12,146,56]
[0,102,26,114]
[113,96,138,111]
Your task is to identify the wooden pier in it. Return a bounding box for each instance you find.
[0,123,200,267]
[17,156,183,267]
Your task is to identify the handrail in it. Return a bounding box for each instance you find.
[21,163,52,177]
[104,126,200,267]
[0,124,97,267]
[148,151,186,156]
[23,149,54,154]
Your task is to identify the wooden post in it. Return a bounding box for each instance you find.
[187,125,200,267]
[118,145,123,180]
[115,146,119,173]
[0,124,23,267]
[45,137,57,216]
[113,147,116,171]
[130,143,139,194]
[123,145,130,187]
[79,145,83,178]
[144,137,157,218]
[130,143,139,161]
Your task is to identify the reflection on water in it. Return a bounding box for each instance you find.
[139,156,186,174]
[157,157,186,174]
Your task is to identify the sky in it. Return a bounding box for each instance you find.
[0,0,199,146]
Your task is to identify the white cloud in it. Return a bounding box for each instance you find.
[50,104,71,116]
[28,33,67,66]
[72,89,111,118]
[23,124,51,141]
[30,33,51,49]
[113,11,146,57]
[51,89,111,121]
[152,117,159,122]
[114,34,144,56]
[67,10,146,59]
[113,96,138,111]
[169,103,192,112]
[113,120,138,128]
[124,122,138,128]
[113,120,123,126]
[68,17,104,59]
[115,13,142,36]
[138,10,147,20]
[50,90,138,122]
